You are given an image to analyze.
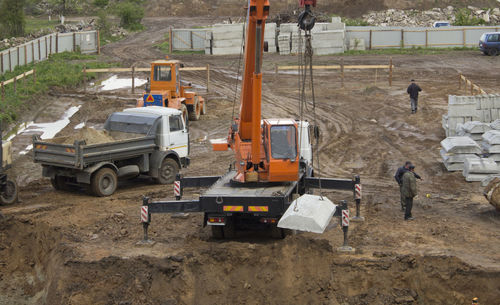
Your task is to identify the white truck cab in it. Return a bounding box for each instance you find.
[123,106,189,158]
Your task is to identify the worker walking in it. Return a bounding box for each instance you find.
[407,79,422,114]
[402,165,418,220]
[395,161,422,211]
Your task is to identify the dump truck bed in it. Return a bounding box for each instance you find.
[33,136,157,169]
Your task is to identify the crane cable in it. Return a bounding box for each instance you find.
[297,27,323,200]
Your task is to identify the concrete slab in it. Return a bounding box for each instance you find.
[490,119,500,130]
[441,136,482,154]
[463,157,500,176]
[484,109,492,122]
[481,174,500,186]
[482,142,500,153]
[443,161,464,171]
[278,194,336,234]
[212,39,243,48]
[462,121,491,134]
[482,130,500,144]
[486,154,500,161]
[465,173,490,182]
[440,149,478,163]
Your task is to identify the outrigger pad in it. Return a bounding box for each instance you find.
[278,194,336,234]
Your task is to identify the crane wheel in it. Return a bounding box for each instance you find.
[201,99,207,115]
[0,179,18,205]
[188,96,201,121]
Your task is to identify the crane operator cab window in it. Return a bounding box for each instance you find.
[270,125,297,160]
[154,65,172,81]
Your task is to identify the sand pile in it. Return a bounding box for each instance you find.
[50,127,115,145]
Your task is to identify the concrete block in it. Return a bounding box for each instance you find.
[440,149,478,163]
[278,194,336,233]
[463,157,500,176]
[481,95,493,109]
[486,154,500,161]
[448,103,477,117]
[279,23,298,34]
[441,136,482,154]
[312,39,345,48]
[492,109,500,121]
[331,17,342,23]
[443,160,464,171]
[448,117,466,135]
[326,23,346,31]
[212,39,242,48]
[464,133,483,141]
[491,119,500,130]
[484,109,492,122]
[465,173,491,182]
[482,142,500,153]
[493,96,500,108]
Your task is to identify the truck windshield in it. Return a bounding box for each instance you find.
[270,125,297,160]
[153,65,172,81]
[104,113,158,136]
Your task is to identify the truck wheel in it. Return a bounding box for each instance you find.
[488,48,498,56]
[0,179,18,205]
[91,168,117,197]
[156,158,179,184]
[188,96,201,121]
[181,104,189,127]
[51,176,69,191]
[211,226,224,239]
[201,99,207,115]
[270,224,286,239]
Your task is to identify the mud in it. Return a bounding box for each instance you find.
[1,17,500,305]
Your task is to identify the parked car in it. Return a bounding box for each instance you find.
[432,21,450,28]
[479,32,500,56]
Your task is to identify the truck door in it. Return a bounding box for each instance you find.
[168,114,188,157]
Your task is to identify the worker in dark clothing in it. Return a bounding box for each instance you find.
[407,79,422,114]
[401,165,418,220]
[395,161,422,211]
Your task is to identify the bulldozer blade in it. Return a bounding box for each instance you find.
[278,194,336,234]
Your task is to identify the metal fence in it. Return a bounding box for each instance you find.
[171,28,207,51]
[0,31,99,75]
[346,26,500,49]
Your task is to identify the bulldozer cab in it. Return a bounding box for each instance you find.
[150,60,181,95]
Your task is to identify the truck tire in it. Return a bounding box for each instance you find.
[156,158,179,184]
[50,176,69,191]
[0,179,18,205]
[188,96,201,121]
[488,48,498,56]
[211,225,224,239]
[181,104,189,127]
[91,168,118,197]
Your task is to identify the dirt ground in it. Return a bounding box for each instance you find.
[1,17,500,304]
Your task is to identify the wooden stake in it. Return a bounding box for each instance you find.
[206,64,210,92]
[56,33,59,53]
[8,49,11,72]
[83,65,87,93]
[31,41,35,62]
[425,30,428,48]
[462,28,466,47]
[470,81,473,95]
[169,27,173,54]
[1,53,3,74]
[73,32,76,52]
[131,66,135,94]
[340,58,344,89]
[24,45,27,65]
[17,47,19,67]
[401,29,404,48]
[38,39,41,60]
[1,81,4,100]
[45,36,48,58]
[13,76,16,94]
[50,35,53,54]
[389,57,393,86]
[97,30,101,55]
[369,30,372,50]
[23,72,26,90]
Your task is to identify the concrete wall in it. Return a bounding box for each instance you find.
[171,29,207,51]
[346,26,500,49]
[0,31,98,75]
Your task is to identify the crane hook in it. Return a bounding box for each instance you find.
[298,6,316,31]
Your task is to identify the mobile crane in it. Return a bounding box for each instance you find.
[139,0,362,243]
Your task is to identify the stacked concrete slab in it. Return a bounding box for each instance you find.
[482,130,500,161]
[278,33,291,55]
[443,94,500,136]
[264,23,277,53]
[311,30,345,55]
[463,158,500,182]
[455,121,492,142]
[440,137,481,171]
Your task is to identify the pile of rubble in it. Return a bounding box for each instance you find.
[362,6,500,27]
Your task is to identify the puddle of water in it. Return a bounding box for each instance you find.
[99,75,147,91]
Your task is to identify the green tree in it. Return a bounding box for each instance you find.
[453,8,486,26]
[0,0,26,38]
[116,1,144,30]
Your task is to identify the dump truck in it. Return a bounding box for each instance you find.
[33,106,189,197]
[0,129,18,205]
[137,59,206,125]
[139,0,362,246]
